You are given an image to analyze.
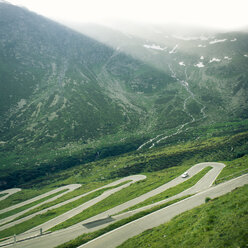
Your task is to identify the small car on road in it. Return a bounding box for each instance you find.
[181,172,189,178]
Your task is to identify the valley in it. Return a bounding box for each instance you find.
[0,1,247,247]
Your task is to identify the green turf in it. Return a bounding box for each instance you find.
[215,154,248,184]
[118,184,248,248]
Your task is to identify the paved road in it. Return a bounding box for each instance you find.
[78,162,225,226]
[1,163,247,248]
[1,176,143,230]
[0,188,21,202]
[0,184,81,215]
[0,184,81,228]
[79,174,248,248]
[0,175,146,245]
[24,175,146,233]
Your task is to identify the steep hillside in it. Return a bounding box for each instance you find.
[0,2,248,188]
[70,23,248,147]
[0,2,175,188]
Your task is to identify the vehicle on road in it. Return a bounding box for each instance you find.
[181,172,189,178]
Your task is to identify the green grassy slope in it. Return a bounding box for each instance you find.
[0,132,247,240]
[118,184,248,248]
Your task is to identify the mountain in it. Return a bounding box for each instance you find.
[0,2,174,188]
[0,2,248,188]
[70,22,248,123]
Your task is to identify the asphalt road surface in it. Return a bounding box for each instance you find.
[0,162,247,248]
[79,174,248,248]
[0,184,81,228]
[0,188,21,202]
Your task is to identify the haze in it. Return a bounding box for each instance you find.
[7,0,248,30]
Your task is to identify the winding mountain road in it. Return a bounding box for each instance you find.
[0,184,82,228]
[0,162,247,248]
[80,174,248,248]
[0,188,21,202]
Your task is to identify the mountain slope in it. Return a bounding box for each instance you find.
[0,3,248,188]
[70,23,248,146]
[0,2,176,188]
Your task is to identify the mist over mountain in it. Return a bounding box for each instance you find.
[0,2,248,188]
[68,21,248,120]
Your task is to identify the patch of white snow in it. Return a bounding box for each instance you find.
[143,44,167,51]
[224,56,232,60]
[198,44,206,48]
[244,54,248,57]
[209,58,221,63]
[209,39,227,44]
[194,62,205,68]
[179,61,185,66]
[230,38,237,42]
[200,56,204,60]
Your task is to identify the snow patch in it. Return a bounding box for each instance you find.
[209,58,221,63]
[244,54,248,57]
[200,56,204,60]
[169,44,178,54]
[224,56,232,60]
[143,44,167,51]
[198,44,206,48]
[230,38,237,42]
[209,39,227,44]
[194,62,205,68]
[179,61,185,66]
